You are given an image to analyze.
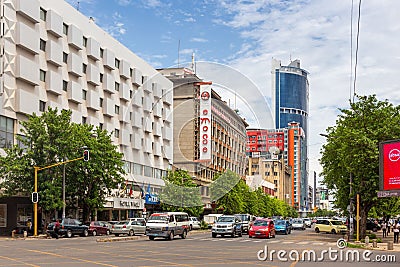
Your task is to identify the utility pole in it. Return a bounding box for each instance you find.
[349,172,354,241]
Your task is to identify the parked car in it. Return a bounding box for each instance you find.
[47,218,89,238]
[189,217,201,230]
[128,217,146,225]
[291,218,306,230]
[111,220,146,236]
[212,215,243,238]
[85,221,110,236]
[303,218,312,228]
[203,214,223,229]
[315,219,347,234]
[248,219,276,239]
[274,219,291,235]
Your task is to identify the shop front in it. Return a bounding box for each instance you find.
[97,197,145,221]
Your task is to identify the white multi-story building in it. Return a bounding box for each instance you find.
[0,0,173,221]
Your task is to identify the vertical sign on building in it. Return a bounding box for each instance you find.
[379,139,400,192]
[199,83,212,160]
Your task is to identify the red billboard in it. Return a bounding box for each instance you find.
[380,139,400,191]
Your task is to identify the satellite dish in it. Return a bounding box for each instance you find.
[269,146,280,155]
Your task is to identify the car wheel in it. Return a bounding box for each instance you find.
[82,229,89,237]
[231,231,236,238]
[66,229,73,238]
[149,236,155,240]
[181,230,187,239]
[331,229,336,234]
[315,228,320,233]
[249,235,252,238]
[92,230,97,236]
[129,230,134,236]
[285,230,288,235]
[106,230,110,235]
[212,233,217,238]
[168,231,174,240]
[189,225,193,231]
[114,234,119,237]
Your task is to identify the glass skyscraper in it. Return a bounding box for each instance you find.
[271,59,309,213]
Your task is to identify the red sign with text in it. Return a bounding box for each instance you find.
[382,140,400,190]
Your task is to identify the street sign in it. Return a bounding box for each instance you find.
[32,192,39,203]
[377,190,400,197]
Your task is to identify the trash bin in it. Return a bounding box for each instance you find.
[372,239,377,248]
[387,241,394,250]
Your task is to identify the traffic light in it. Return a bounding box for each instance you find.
[83,149,89,161]
[32,192,39,203]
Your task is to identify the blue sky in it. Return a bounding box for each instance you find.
[66,0,400,182]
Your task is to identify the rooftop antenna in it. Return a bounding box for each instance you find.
[191,52,195,71]
[76,1,80,11]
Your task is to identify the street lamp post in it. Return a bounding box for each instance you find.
[62,161,66,219]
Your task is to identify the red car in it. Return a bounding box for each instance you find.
[248,219,276,238]
[85,221,111,236]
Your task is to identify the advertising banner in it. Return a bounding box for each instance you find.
[380,139,400,191]
[199,84,212,160]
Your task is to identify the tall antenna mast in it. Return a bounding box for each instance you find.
[76,1,80,11]
[177,40,180,68]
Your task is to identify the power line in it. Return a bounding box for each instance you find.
[349,0,354,102]
[352,0,362,103]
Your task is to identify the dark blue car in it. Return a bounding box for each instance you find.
[274,219,291,235]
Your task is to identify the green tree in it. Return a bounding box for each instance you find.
[159,169,203,217]
[320,95,400,238]
[0,108,125,222]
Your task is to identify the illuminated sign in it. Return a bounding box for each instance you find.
[380,139,400,191]
[199,84,212,160]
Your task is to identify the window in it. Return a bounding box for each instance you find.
[99,123,103,130]
[100,48,104,58]
[63,23,68,35]
[115,82,120,91]
[82,64,87,74]
[63,52,68,63]
[82,90,87,100]
[40,39,46,51]
[100,73,103,83]
[63,80,68,91]
[40,70,46,82]
[0,116,14,149]
[115,105,120,114]
[115,58,120,68]
[39,101,46,112]
[82,117,87,124]
[40,8,47,21]
[99,98,103,107]
[114,129,120,138]
[83,36,87,47]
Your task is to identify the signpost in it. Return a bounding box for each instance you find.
[379,139,400,198]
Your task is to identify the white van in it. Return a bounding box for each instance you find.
[203,214,223,228]
[145,212,190,240]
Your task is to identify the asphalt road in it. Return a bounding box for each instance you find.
[0,228,398,266]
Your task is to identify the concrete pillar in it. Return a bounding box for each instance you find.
[387,241,394,250]
[372,239,377,248]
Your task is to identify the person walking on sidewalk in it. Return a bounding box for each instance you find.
[393,221,399,244]
[382,221,387,238]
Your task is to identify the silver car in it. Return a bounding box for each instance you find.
[189,217,201,230]
[111,220,146,236]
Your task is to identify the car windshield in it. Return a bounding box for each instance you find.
[253,220,269,226]
[235,215,248,221]
[331,220,344,225]
[116,221,128,225]
[148,215,169,222]
[293,219,303,223]
[275,220,285,225]
[303,218,310,221]
[218,217,235,222]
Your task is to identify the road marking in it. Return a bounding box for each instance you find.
[268,240,279,243]
[239,239,252,242]
[253,240,263,243]
[312,242,325,245]
[297,241,310,244]
[0,255,40,267]
[282,241,294,244]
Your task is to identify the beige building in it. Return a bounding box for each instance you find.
[248,157,292,204]
[0,0,173,221]
[158,68,248,207]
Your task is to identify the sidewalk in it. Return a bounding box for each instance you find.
[349,230,400,252]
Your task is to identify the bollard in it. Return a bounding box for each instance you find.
[372,239,377,248]
[23,231,27,238]
[365,236,369,246]
[11,230,15,238]
[387,241,394,250]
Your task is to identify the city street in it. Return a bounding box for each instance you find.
[0,228,398,266]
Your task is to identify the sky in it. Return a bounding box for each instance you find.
[66,0,400,185]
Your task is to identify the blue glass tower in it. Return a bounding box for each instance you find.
[272,59,309,213]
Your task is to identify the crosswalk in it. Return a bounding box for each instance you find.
[188,235,336,246]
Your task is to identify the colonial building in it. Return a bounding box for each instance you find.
[158,68,248,208]
[0,0,173,233]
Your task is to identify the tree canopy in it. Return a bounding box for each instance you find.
[320,95,400,237]
[0,108,125,221]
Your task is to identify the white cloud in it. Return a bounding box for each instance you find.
[116,0,131,6]
[190,37,208,43]
[103,12,127,38]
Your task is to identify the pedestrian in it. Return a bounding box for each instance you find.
[394,221,400,244]
[387,220,391,234]
[381,221,387,238]
[54,220,60,239]
[26,219,32,236]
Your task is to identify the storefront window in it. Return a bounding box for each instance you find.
[0,116,14,148]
